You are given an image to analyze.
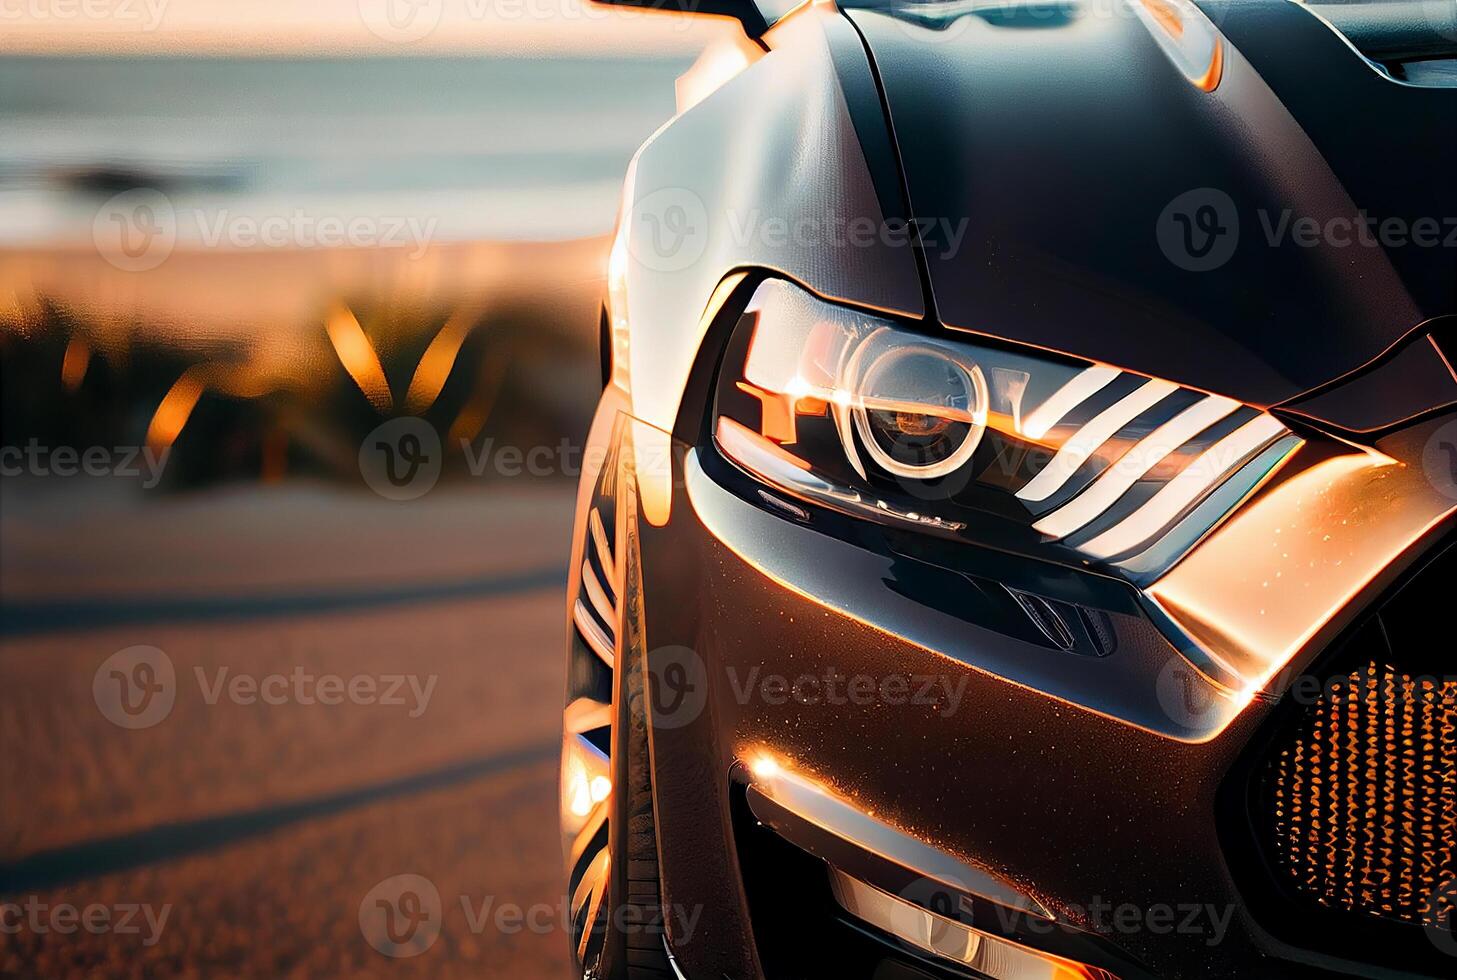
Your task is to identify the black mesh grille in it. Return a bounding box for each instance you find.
[1259,659,1457,929]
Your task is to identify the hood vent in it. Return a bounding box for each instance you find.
[1306,0,1457,86]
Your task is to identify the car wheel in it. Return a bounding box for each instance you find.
[563,419,674,979]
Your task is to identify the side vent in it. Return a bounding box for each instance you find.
[1003,587,1116,658]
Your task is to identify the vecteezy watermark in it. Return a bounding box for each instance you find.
[0,897,172,947]
[1158,186,1457,272]
[457,437,674,483]
[360,418,443,501]
[725,665,970,718]
[646,645,712,731]
[93,190,439,272]
[891,0,1231,46]
[1033,896,1235,948]
[899,876,1234,952]
[1425,876,1457,958]
[622,186,976,273]
[359,875,442,959]
[1157,188,1240,272]
[92,189,178,272]
[643,646,974,729]
[488,0,696,28]
[194,666,437,718]
[627,188,711,274]
[358,426,680,500]
[1280,669,1457,709]
[0,441,170,488]
[1423,418,1457,501]
[1155,656,1224,730]
[0,0,170,31]
[977,429,1268,511]
[359,874,705,959]
[1156,650,1457,731]
[462,438,594,479]
[724,211,971,259]
[94,646,177,730]
[1259,210,1457,250]
[93,646,438,729]
[357,0,699,45]
[357,0,445,44]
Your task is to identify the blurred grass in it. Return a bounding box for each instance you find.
[0,240,606,493]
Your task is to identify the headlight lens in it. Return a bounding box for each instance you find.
[852,338,988,479]
[713,278,1299,580]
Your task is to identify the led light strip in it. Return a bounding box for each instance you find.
[747,753,1051,919]
[829,869,1118,980]
[1020,366,1122,441]
[1081,414,1289,560]
[1032,394,1241,539]
[1016,378,1178,503]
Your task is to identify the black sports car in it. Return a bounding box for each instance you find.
[561,1,1457,977]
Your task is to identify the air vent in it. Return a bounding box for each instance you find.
[1003,586,1116,657]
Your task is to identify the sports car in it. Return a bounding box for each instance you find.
[561,1,1457,977]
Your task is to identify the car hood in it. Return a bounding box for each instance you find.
[846,0,1457,407]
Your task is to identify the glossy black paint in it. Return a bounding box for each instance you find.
[846,0,1456,407]
[1281,319,1457,435]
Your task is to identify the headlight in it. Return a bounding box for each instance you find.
[713,278,1299,580]
[700,278,1457,736]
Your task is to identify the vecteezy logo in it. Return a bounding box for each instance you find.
[93,646,176,729]
[358,0,444,44]
[627,188,709,274]
[359,417,442,501]
[92,189,177,272]
[1154,654,1225,732]
[359,874,442,958]
[1157,188,1239,272]
[1422,419,1457,501]
[646,645,709,730]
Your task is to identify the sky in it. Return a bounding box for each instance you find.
[0,0,736,55]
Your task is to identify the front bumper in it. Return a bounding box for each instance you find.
[589,395,1456,979]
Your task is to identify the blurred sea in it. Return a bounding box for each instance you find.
[0,53,693,245]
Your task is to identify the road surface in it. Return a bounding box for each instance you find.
[0,479,577,978]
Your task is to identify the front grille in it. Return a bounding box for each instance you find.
[1261,659,1457,930]
[1231,537,1457,970]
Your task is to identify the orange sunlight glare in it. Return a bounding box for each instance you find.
[0,0,737,55]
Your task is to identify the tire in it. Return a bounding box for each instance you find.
[567,418,673,980]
